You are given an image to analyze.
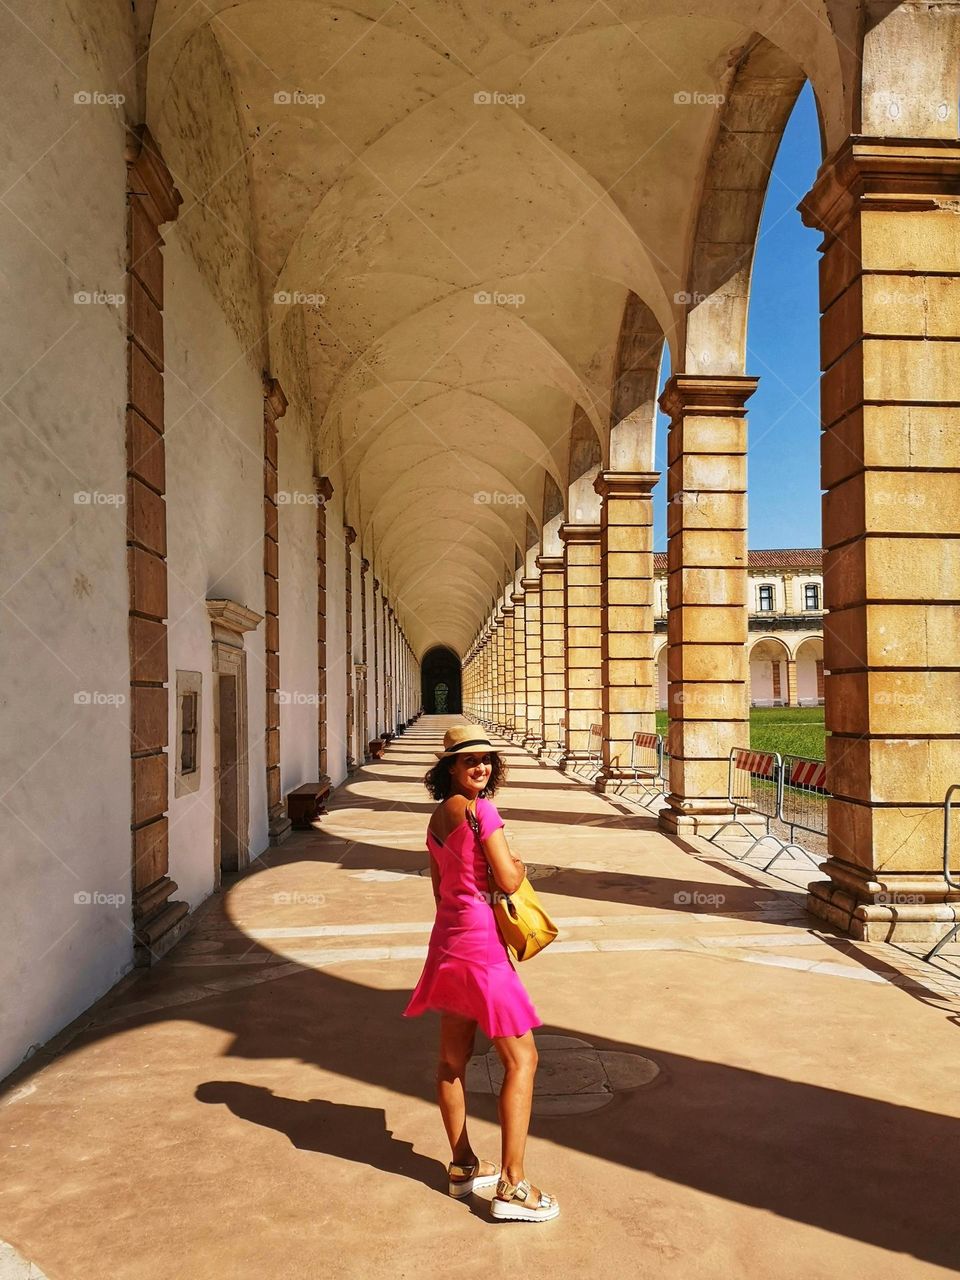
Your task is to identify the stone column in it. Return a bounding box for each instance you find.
[315,476,334,780]
[522,576,542,745]
[124,126,188,964]
[800,136,960,940]
[263,377,291,843]
[537,554,565,754]
[494,616,507,728]
[593,470,658,792]
[657,375,758,837]
[558,523,602,771]
[359,558,370,758]
[786,658,799,708]
[510,591,527,739]
[501,605,516,735]
[371,576,381,742]
[343,525,357,770]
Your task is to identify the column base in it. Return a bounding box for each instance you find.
[558,752,597,774]
[657,799,767,840]
[133,877,191,966]
[806,859,960,942]
[268,812,293,845]
[593,767,656,795]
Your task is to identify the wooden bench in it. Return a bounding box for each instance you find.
[286,778,331,829]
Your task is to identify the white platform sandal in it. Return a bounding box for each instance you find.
[447,1156,501,1198]
[490,1176,560,1222]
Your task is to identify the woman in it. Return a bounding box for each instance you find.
[402,724,560,1223]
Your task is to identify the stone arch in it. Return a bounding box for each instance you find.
[567,407,602,524]
[683,36,810,375]
[608,293,665,473]
[795,635,825,707]
[749,635,793,707]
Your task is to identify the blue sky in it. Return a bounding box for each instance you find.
[652,81,824,551]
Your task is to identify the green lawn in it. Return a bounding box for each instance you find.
[655,706,825,762]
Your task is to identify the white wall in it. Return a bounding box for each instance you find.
[278,401,320,793]
[325,486,347,785]
[163,230,268,907]
[0,0,139,1082]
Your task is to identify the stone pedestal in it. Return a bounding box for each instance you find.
[558,523,602,772]
[657,375,757,837]
[593,471,658,792]
[800,136,960,941]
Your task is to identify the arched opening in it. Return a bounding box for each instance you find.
[795,636,825,707]
[749,637,793,707]
[421,645,462,714]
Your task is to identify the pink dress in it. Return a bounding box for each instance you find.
[402,795,543,1039]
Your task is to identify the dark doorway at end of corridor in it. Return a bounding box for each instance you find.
[421,645,462,713]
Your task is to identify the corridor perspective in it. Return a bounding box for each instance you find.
[1,719,959,1277]
[3,0,960,1273]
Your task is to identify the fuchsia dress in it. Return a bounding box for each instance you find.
[402,795,543,1039]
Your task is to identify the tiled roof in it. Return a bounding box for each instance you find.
[652,548,822,572]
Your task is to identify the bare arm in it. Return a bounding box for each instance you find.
[478,821,525,895]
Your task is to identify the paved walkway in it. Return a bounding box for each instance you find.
[2,716,959,1278]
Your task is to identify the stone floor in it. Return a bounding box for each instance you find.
[2,715,959,1278]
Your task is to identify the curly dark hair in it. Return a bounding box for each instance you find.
[423,751,507,800]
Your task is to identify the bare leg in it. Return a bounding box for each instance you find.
[492,1029,547,1206]
[437,1013,495,1175]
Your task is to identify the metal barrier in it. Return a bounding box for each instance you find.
[779,754,828,843]
[629,732,668,808]
[582,722,603,777]
[711,748,826,872]
[923,783,960,963]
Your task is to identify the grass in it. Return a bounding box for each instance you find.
[655,706,825,762]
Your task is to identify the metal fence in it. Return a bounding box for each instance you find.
[780,754,828,842]
[710,747,824,872]
[924,783,960,963]
[629,731,668,808]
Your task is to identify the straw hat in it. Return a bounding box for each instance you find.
[433,724,497,760]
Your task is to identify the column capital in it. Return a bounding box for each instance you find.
[360,558,370,573]
[125,124,182,226]
[501,604,516,616]
[262,375,288,421]
[314,474,334,503]
[535,554,564,571]
[343,524,357,545]
[593,470,659,499]
[520,575,540,592]
[799,135,960,238]
[658,374,758,420]
[510,591,525,606]
[558,522,601,543]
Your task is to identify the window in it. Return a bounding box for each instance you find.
[180,691,198,773]
[758,584,775,612]
[174,670,202,797]
[804,583,821,611]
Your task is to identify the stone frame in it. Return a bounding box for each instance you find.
[173,669,202,799]
[206,599,262,883]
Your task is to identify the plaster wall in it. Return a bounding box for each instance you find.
[0,0,138,1081]
[163,229,267,908]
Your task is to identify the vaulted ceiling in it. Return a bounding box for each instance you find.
[145,0,852,657]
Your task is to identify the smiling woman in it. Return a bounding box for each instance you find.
[402,724,560,1222]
